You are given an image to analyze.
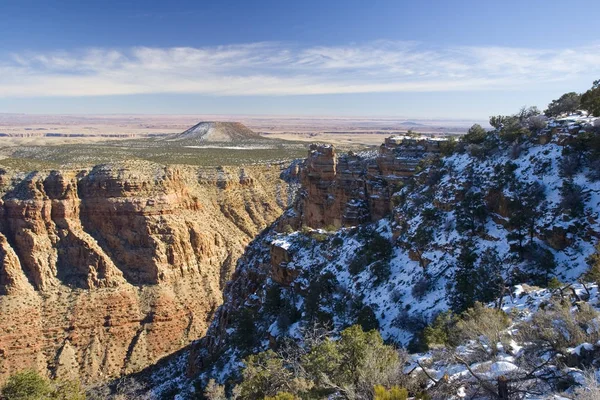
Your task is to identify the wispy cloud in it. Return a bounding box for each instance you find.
[1,41,599,97]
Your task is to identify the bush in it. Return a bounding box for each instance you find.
[462,124,487,144]
[373,385,408,400]
[559,180,586,217]
[356,305,380,332]
[264,392,298,400]
[411,277,430,300]
[518,299,600,355]
[204,379,226,400]
[370,261,391,284]
[422,311,458,349]
[0,371,85,400]
[1,370,51,400]
[583,243,600,285]
[544,92,581,117]
[454,302,511,356]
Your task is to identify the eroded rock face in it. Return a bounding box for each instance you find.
[0,162,292,384]
[293,138,442,229]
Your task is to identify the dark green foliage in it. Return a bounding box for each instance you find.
[489,108,539,143]
[547,277,563,290]
[350,229,393,278]
[305,272,337,325]
[422,311,459,349]
[449,244,504,312]
[439,137,457,156]
[331,236,344,247]
[507,181,546,255]
[0,370,85,400]
[489,115,508,130]
[455,190,487,236]
[264,285,283,315]
[581,79,600,117]
[411,276,430,300]
[370,260,391,284]
[462,124,487,144]
[356,305,380,332]
[545,92,581,117]
[232,308,258,350]
[1,370,51,400]
[238,325,405,400]
[409,225,433,268]
[492,162,518,189]
[559,180,586,217]
[276,291,301,332]
[520,244,557,286]
[583,243,600,285]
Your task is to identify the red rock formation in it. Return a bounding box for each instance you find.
[0,162,292,384]
[294,137,443,229]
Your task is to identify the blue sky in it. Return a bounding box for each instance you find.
[1,0,600,118]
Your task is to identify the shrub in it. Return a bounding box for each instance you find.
[422,311,459,349]
[373,385,408,400]
[411,277,430,300]
[454,302,511,356]
[517,299,600,355]
[264,392,298,400]
[547,277,563,290]
[1,370,51,400]
[462,124,487,145]
[204,379,226,400]
[370,261,391,284]
[544,92,581,117]
[439,137,457,156]
[324,224,337,233]
[356,305,380,332]
[559,180,586,217]
[581,79,600,117]
[583,243,600,285]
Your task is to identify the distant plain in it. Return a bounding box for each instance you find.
[0,114,475,170]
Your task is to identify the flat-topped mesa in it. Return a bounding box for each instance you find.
[165,121,264,144]
[293,136,445,229]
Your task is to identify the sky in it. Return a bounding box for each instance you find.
[1,0,600,119]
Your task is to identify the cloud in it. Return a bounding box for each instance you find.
[1,41,599,97]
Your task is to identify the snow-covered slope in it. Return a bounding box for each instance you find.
[146,120,600,398]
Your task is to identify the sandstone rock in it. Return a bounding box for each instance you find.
[0,162,293,384]
[294,137,443,229]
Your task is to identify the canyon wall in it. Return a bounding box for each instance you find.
[188,137,444,375]
[0,161,292,384]
[293,137,442,229]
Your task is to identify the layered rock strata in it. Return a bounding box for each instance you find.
[0,161,292,384]
[293,137,442,229]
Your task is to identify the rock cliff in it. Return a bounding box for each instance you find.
[176,131,600,397]
[0,161,293,384]
[293,137,442,229]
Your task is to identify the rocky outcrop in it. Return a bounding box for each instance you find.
[293,137,443,229]
[0,161,292,384]
[186,136,445,377]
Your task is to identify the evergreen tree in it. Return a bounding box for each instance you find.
[455,190,488,236]
[581,79,600,117]
[462,124,487,144]
[449,241,479,312]
[449,244,505,313]
[508,181,546,256]
[544,92,581,117]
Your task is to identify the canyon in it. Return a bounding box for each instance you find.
[0,161,295,384]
